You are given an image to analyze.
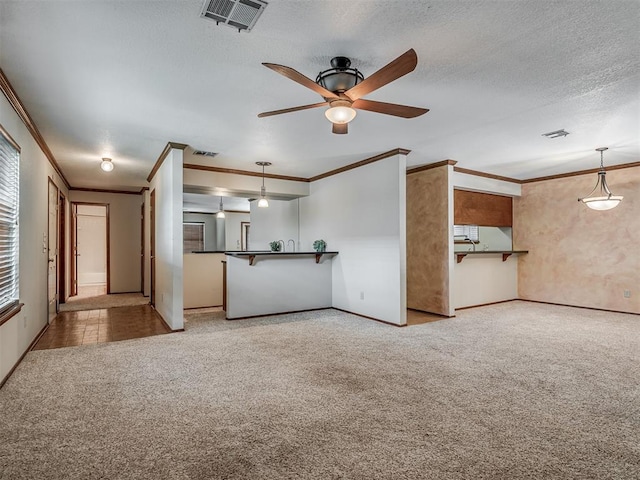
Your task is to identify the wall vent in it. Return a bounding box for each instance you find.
[200,0,268,32]
[193,150,218,158]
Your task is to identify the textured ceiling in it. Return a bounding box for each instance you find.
[0,0,638,191]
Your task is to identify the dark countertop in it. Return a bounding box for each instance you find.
[455,250,528,255]
[226,251,338,256]
[190,251,227,254]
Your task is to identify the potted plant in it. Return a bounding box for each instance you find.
[269,241,281,252]
[313,239,327,252]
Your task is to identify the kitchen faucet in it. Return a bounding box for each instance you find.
[465,237,477,252]
[287,239,295,252]
[278,240,285,252]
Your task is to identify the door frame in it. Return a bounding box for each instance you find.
[71,202,111,295]
[58,190,66,303]
[140,202,145,294]
[150,189,156,307]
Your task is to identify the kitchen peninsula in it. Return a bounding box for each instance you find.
[224,251,338,319]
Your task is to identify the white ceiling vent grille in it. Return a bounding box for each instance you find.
[201,0,268,32]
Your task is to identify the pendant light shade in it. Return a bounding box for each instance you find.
[256,161,271,208]
[101,157,114,172]
[216,196,225,219]
[578,148,623,211]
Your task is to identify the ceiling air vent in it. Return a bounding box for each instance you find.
[200,0,268,32]
[193,150,218,158]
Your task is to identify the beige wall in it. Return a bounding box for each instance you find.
[0,93,69,384]
[514,166,639,314]
[406,165,452,316]
[69,191,143,293]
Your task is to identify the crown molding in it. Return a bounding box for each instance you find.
[309,148,411,182]
[183,164,309,183]
[146,141,188,183]
[0,68,70,189]
[407,159,457,175]
[452,166,521,184]
[69,187,145,196]
[521,161,640,184]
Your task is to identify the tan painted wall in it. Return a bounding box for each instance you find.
[514,166,639,314]
[406,165,451,315]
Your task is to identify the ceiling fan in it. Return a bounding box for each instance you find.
[258,49,429,134]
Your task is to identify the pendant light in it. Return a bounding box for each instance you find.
[256,161,271,208]
[100,157,114,172]
[578,147,623,211]
[216,196,225,219]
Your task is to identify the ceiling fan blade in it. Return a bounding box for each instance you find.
[332,123,348,135]
[352,99,429,118]
[262,63,339,100]
[344,49,418,101]
[258,102,329,118]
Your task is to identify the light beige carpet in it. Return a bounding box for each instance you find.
[1,301,638,479]
[59,292,149,312]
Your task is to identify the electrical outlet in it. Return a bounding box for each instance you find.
[360,291,364,300]
[623,290,631,298]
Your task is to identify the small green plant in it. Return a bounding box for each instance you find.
[313,239,327,252]
[269,241,281,252]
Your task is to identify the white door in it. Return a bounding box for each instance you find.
[76,205,107,290]
[47,181,58,323]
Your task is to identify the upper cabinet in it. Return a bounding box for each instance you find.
[454,190,513,227]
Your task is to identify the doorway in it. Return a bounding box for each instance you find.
[71,202,110,298]
[150,189,156,307]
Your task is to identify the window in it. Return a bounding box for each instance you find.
[183,222,204,253]
[0,125,20,319]
[453,224,479,242]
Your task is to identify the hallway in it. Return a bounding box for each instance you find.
[33,305,170,350]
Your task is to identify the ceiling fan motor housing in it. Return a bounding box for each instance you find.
[316,56,364,94]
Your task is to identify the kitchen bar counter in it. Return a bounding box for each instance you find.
[455,250,528,263]
[226,251,338,266]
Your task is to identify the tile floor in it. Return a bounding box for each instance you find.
[33,305,170,350]
[406,309,449,326]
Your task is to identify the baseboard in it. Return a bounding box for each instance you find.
[332,308,406,327]
[151,306,185,332]
[226,307,330,321]
[407,307,455,318]
[454,299,518,311]
[0,321,49,390]
[520,299,639,316]
[184,304,223,310]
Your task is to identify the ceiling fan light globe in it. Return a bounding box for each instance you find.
[216,211,226,219]
[325,106,357,124]
[258,197,269,208]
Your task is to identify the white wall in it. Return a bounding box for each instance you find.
[183,168,309,199]
[299,154,407,325]
[225,254,332,319]
[224,212,250,251]
[69,190,143,293]
[452,171,521,197]
[0,93,68,384]
[150,148,184,330]
[249,199,299,251]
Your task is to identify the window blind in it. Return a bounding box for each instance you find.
[0,129,19,315]
[183,222,205,253]
[453,225,479,242]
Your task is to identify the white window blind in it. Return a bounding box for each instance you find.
[0,128,19,315]
[453,225,479,242]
